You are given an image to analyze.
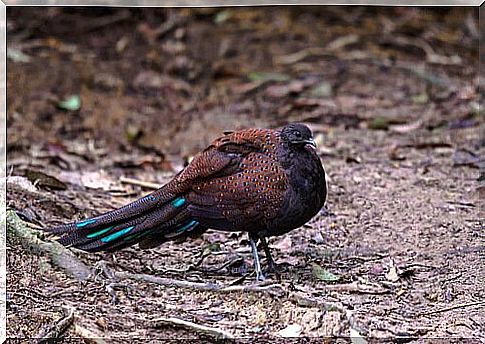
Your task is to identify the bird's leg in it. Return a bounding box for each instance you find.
[248,234,265,281]
[259,236,276,272]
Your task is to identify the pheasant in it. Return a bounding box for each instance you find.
[49,123,327,280]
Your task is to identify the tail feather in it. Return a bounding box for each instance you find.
[49,189,173,235]
[48,192,200,252]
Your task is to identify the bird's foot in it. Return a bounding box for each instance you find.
[255,269,266,281]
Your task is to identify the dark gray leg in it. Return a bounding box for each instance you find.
[260,236,276,272]
[249,235,265,281]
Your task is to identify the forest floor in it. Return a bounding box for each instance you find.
[6,7,484,342]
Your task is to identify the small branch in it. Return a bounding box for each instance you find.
[35,306,75,344]
[115,271,284,296]
[322,282,390,295]
[418,301,485,316]
[289,291,347,313]
[77,10,131,34]
[119,176,161,190]
[151,317,234,340]
[115,271,220,291]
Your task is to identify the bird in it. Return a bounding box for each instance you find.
[48,123,327,280]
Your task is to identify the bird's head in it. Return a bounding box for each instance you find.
[280,123,316,150]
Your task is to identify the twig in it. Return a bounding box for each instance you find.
[115,271,284,296]
[119,176,161,190]
[77,10,131,33]
[196,256,245,273]
[274,34,359,65]
[446,201,476,208]
[35,306,75,344]
[418,301,485,316]
[289,291,346,312]
[441,272,462,283]
[321,282,390,295]
[151,317,234,340]
[153,251,212,274]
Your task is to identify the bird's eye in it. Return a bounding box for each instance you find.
[293,131,302,138]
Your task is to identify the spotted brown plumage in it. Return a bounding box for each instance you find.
[47,123,327,280]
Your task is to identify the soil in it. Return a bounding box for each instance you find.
[6,7,484,342]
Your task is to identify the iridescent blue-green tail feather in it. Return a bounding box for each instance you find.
[48,192,205,252]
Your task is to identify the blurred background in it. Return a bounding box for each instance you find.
[7,7,479,161]
[6,7,483,341]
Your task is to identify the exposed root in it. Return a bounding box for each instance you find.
[151,316,234,340]
[6,210,91,280]
[115,271,285,296]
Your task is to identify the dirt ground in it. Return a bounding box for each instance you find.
[6,7,484,342]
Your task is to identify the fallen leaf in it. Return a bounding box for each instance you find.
[279,256,300,266]
[452,148,480,168]
[232,81,265,94]
[95,317,108,330]
[271,236,292,251]
[350,328,368,344]
[389,119,423,134]
[277,324,302,338]
[214,10,232,24]
[265,81,304,98]
[326,34,359,52]
[247,72,290,83]
[24,169,67,190]
[411,93,429,104]
[6,176,38,193]
[312,231,325,244]
[368,116,390,130]
[58,171,115,190]
[57,95,81,111]
[202,242,221,255]
[307,81,333,98]
[133,71,191,92]
[311,263,340,282]
[388,144,406,161]
[292,98,337,108]
[125,123,143,143]
[7,48,31,63]
[345,155,361,164]
[385,265,400,282]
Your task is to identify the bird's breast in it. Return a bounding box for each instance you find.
[263,149,327,236]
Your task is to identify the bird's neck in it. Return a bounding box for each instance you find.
[278,143,327,200]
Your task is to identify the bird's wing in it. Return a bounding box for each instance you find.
[185,149,289,231]
[172,128,276,184]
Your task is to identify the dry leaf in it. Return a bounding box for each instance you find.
[385,262,400,282]
[278,324,302,338]
[271,236,292,251]
[389,119,423,134]
[24,169,67,190]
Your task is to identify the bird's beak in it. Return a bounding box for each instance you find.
[303,138,317,149]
